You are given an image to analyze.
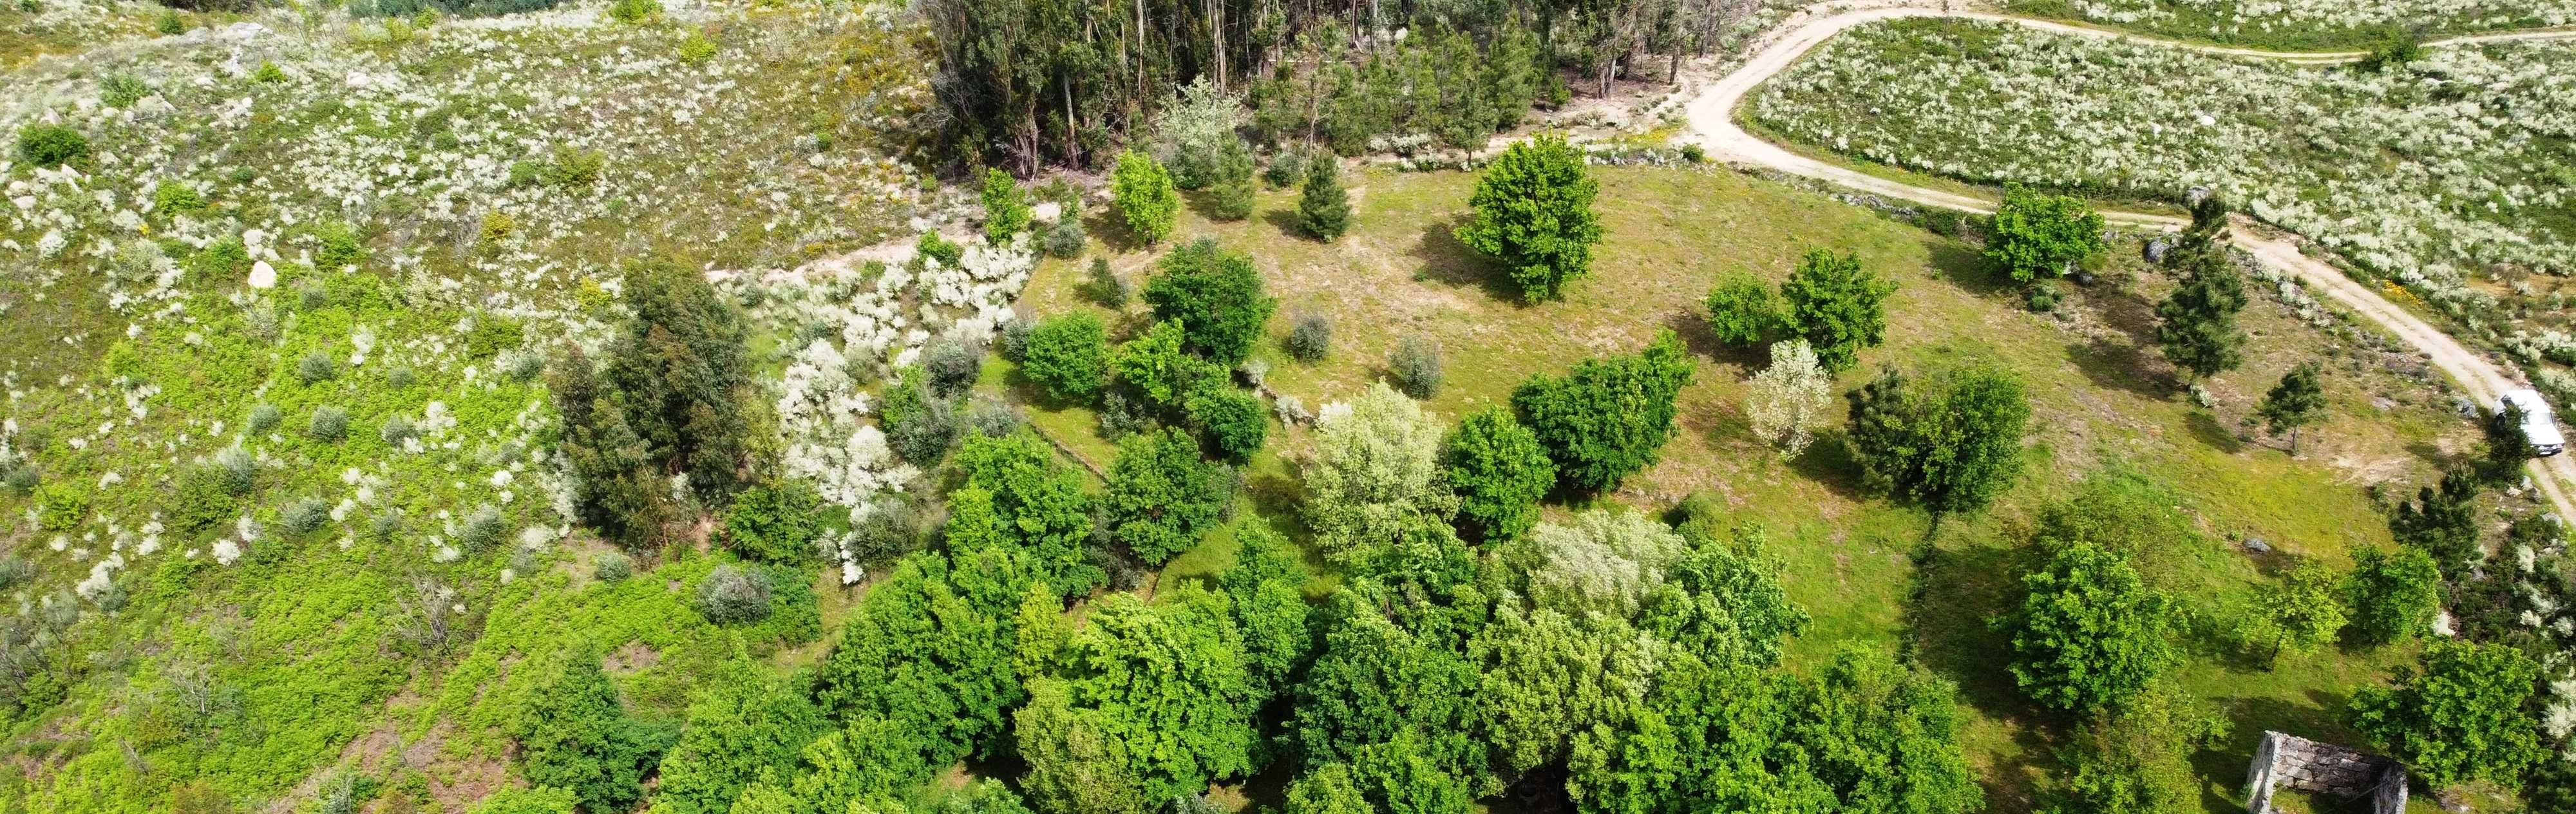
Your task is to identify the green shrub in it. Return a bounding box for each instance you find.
[981,168,1032,241]
[36,483,88,532]
[544,147,605,187]
[297,352,337,384]
[213,444,258,494]
[252,61,286,82]
[315,222,365,270]
[1086,256,1129,307]
[677,32,717,64]
[593,552,634,583]
[308,406,350,441]
[923,337,984,398]
[281,497,332,537]
[1186,384,1268,462]
[100,73,151,109]
[245,402,282,435]
[1287,314,1331,362]
[175,468,236,537]
[152,182,206,216]
[1389,337,1442,399]
[1040,216,1086,258]
[696,565,772,624]
[379,415,418,446]
[916,231,963,268]
[185,236,250,279]
[155,9,184,35]
[608,0,658,23]
[1,459,35,494]
[16,124,90,168]
[1703,272,1779,347]
[1022,314,1110,402]
[458,504,507,553]
[1264,150,1307,189]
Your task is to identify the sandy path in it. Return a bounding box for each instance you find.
[1677,6,2576,520]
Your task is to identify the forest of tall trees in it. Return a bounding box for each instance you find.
[924,0,1765,169]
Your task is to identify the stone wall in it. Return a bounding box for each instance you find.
[2244,731,2409,814]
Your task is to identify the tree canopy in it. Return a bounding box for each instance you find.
[1844,365,2031,514]
[1986,184,2107,283]
[1779,249,1895,372]
[2351,639,2545,789]
[1303,382,1458,562]
[1105,427,1233,565]
[1442,408,1557,542]
[1511,330,1695,493]
[2000,543,2177,712]
[1142,238,1278,366]
[1455,134,1603,303]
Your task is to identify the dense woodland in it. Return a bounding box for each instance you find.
[925,0,1764,167]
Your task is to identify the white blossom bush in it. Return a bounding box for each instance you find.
[2003,0,2576,43]
[1747,339,1831,456]
[1752,19,2575,328]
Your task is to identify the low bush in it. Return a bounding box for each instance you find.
[16,124,90,168]
[696,565,772,624]
[1040,216,1086,258]
[594,552,634,583]
[1390,337,1442,399]
[1287,314,1331,362]
[297,352,337,384]
[308,406,350,441]
[458,504,507,553]
[281,497,332,537]
[100,73,151,109]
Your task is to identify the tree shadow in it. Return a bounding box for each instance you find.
[2199,688,2364,811]
[1788,429,1870,502]
[1262,207,1321,243]
[1923,237,2013,299]
[1086,210,1149,254]
[1407,214,1521,303]
[2405,440,2456,469]
[1904,536,2067,812]
[2065,336,2172,398]
[1663,309,1767,375]
[2187,410,2248,454]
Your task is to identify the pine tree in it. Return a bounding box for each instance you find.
[1298,156,1352,241]
[1211,138,1257,222]
[2154,248,2248,381]
[2253,361,2326,453]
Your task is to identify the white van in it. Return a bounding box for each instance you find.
[2501,388,2566,457]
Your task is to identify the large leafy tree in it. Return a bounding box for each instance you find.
[1112,150,1180,245]
[2350,640,2546,789]
[550,345,668,546]
[1511,330,1696,493]
[511,651,674,813]
[981,168,1032,241]
[2246,561,2347,665]
[1442,408,1556,542]
[1779,249,1895,372]
[2153,247,2248,381]
[1844,365,2031,514]
[601,257,757,500]
[2043,686,2229,814]
[652,659,825,814]
[2253,361,2327,453]
[1986,184,2107,283]
[1142,238,1278,366]
[1303,382,1459,562]
[1112,319,1213,410]
[2391,468,2481,576]
[811,552,1036,780]
[1104,427,1233,565]
[2347,546,2441,646]
[1016,589,1264,814]
[1291,594,1484,783]
[955,431,1103,596]
[1455,133,1603,303]
[2000,543,2177,712]
[1021,312,1111,403]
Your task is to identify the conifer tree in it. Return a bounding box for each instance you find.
[2154,248,2248,381]
[1298,156,1352,241]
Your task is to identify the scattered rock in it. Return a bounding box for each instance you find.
[2242,536,2271,554]
[246,260,276,289]
[2143,238,2170,263]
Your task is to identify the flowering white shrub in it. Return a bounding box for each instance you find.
[2005,0,2575,37]
[1754,20,2573,323]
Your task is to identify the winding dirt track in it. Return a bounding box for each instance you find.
[1676,6,2576,520]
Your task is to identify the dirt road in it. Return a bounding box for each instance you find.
[1678,5,2576,520]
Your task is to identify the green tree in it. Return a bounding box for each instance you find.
[812,552,1033,781]
[1022,313,1111,403]
[1112,150,1180,245]
[955,432,1102,596]
[551,343,671,549]
[1105,428,1233,565]
[2153,247,2248,381]
[1703,271,1779,348]
[1304,383,1459,562]
[1844,365,2031,514]
[2042,686,2229,814]
[469,787,578,814]
[652,659,824,814]
[1112,320,1220,412]
[1511,330,1696,493]
[1443,408,1556,542]
[2249,561,2347,665]
[2347,547,2441,646]
[2001,543,2177,712]
[1779,249,1895,372]
[600,257,758,503]
[1186,383,1269,462]
[1298,156,1353,241]
[1016,590,1262,814]
[1779,645,1985,814]
[2350,640,2545,789]
[981,168,1032,242]
[511,651,674,813]
[1143,238,1277,365]
[2391,468,2481,576]
[2253,361,2327,453]
[1455,134,1603,303]
[1986,184,2107,283]
[723,481,828,565]
[1291,595,1484,787]
[1210,138,1258,222]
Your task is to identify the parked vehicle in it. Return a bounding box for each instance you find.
[2501,388,2566,457]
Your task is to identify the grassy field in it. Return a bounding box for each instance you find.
[1016,162,2486,811]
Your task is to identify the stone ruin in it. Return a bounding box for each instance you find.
[2244,731,2409,814]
